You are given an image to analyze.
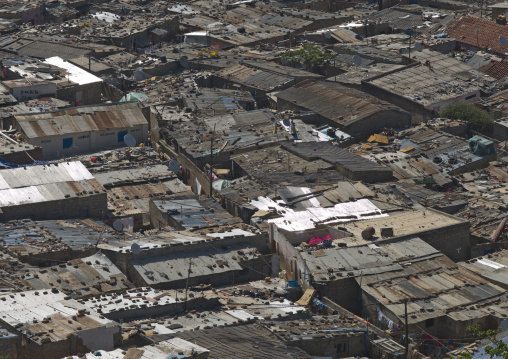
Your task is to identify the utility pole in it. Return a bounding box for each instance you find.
[209,124,216,197]
[88,54,91,71]
[408,28,413,61]
[404,300,409,359]
[183,259,192,311]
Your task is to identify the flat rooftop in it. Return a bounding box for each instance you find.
[335,208,467,246]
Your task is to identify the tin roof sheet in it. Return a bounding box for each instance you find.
[15,102,147,138]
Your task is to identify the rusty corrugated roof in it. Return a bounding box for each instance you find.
[14,102,147,138]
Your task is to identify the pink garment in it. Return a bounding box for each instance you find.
[308,234,332,246]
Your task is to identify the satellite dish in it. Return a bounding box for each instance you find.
[500,36,508,47]
[124,134,136,147]
[415,42,423,50]
[282,118,290,127]
[352,55,362,66]
[324,31,331,39]
[179,56,189,68]
[131,243,141,255]
[168,159,181,174]
[113,220,124,232]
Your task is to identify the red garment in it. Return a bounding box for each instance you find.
[308,234,332,246]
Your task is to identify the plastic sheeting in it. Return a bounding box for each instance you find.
[0,156,46,169]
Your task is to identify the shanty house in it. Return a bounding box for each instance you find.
[270,232,508,340]
[6,102,149,160]
[0,161,107,221]
[276,80,412,137]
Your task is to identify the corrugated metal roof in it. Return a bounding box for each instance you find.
[215,64,293,91]
[15,39,92,60]
[0,161,92,190]
[15,102,147,138]
[130,244,253,285]
[282,142,392,174]
[0,162,104,207]
[175,325,313,359]
[360,252,508,324]
[276,81,400,125]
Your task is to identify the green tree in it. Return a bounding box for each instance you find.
[454,325,507,359]
[439,102,494,130]
[280,44,336,71]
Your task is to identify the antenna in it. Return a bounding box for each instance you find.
[130,243,141,255]
[113,220,124,232]
[179,56,189,68]
[168,159,181,174]
[352,54,362,66]
[124,134,136,147]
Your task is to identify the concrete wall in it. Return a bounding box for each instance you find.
[11,330,109,359]
[0,192,107,221]
[269,225,341,288]
[21,6,45,25]
[76,324,120,352]
[286,332,366,359]
[344,110,412,137]
[107,18,180,49]
[447,153,497,176]
[99,296,220,322]
[315,278,362,315]
[276,95,411,137]
[470,241,508,258]
[0,336,17,359]
[491,6,508,20]
[210,74,295,108]
[0,147,43,165]
[129,255,271,290]
[428,39,457,54]
[103,232,269,274]
[10,83,57,102]
[21,123,148,160]
[361,79,432,121]
[56,82,102,105]
[142,61,179,77]
[489,122,508,141]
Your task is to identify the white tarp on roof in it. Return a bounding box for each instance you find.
[45,56,102,85]
[250,196,387,231]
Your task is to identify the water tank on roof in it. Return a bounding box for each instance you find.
[468,136,496,157]
[361,227,375,240]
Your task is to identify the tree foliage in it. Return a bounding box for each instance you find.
[439,102,494,130]
[280,44,336,70]
[454,325,507,359]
